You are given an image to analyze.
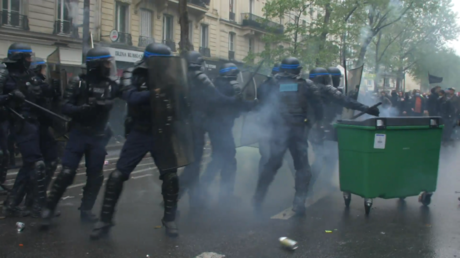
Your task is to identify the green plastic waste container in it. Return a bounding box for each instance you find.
[334,117,443,215]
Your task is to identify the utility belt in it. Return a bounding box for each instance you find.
[70,121,107,136]
[124,116,153,136]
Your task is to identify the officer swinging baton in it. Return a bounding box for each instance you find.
[351,102,382,120]
[24,99,69,122]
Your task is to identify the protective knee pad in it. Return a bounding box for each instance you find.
[57,166,77,188]
[34,161,46,177]
[46,160,58,177]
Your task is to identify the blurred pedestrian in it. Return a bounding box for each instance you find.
[427,86,441,116]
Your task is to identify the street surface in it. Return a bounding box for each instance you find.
[0,146,459,258]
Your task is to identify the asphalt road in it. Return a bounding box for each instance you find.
[0,145,459,258]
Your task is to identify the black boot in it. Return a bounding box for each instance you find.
[161,171,179,237]
[0,150,9,195]
[80,172,104,223]
[2,179,30,218]
[90,170,126,240]
[29,161,47,218]
[44,161,58,190]
[40,167,76,230]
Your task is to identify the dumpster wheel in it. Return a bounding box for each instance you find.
[364,198,373,215]
[419,192,432,206]
[343,192,351,207]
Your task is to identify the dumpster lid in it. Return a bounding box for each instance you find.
[337,117,444,127]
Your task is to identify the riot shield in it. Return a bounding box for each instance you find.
[147,56,194,171]
[237,72,269,147]
[47,48,68,139]
[341,65,364,119]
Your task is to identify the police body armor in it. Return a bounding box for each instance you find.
[122,67,151,136]
[274,75,308,125]
[71,77,114,135]
[147,56,194,171]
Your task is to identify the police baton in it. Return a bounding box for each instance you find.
[5,106,25,120]
[351,102,382,120]
[24,99,69,122]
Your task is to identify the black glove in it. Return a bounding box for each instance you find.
[78,103,93,114]
[8,90,25,102]
[366,106,380,117]
[52,79,61,96]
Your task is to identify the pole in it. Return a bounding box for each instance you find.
[81,0,90,65]
[343,32,348,95]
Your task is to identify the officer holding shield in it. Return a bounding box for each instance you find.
[41,47,119,228]
[90,43,186,239]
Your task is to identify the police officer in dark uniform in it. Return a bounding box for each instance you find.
[200,62,253,200]
[1,43,49,218]
[90,43,180,239]
[179,52,247,206]
[252,57,323,214]
[41,47,118,228]
[29,57,60,188]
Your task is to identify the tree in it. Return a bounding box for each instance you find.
[178,0,190,56]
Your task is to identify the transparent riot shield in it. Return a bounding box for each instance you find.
[147,56,194,171]
[341,65,364,119]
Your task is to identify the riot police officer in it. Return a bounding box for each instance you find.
[252,57,323,214]
[0,63,10,194]
[179,52,248,206]
[41,47,118,228]
[1,43,48,218]
[90,43,181,239]
[200,62,253,200]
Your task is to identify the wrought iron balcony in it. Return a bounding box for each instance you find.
[229,12,236,21]
[138,36,155,47]
[228,50,235,61]
[163,40,176,52]
[0,11,29,30]
[241,13,284,34]
[117,32,133,46]
[187,0,208,8]
[199,47,210,57]
[53,20,79,38]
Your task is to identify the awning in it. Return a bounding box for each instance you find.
[0,40,82,66]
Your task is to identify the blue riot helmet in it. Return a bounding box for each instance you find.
[327,67,341,88]
[3,42,34,71]
[272,63,280,76]
[309,67,332,85]
[137,42,172,68]
[30,57,47,77]
[85,47,117,79]
[279,57,302,75]
[219,62,240,79]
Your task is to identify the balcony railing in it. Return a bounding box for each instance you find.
[138,36,155,47]
[228,50,235,61]
[241,13,284,34]
[53,20,79,38]
[0,11,29,30]
[117,32,133,46]
[163,39,176,52]
[229,12,235,21]
[199,47,210,57]
[187,0,208,8]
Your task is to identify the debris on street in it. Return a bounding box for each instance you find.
[195,252,225,258]
[16,222,25,232]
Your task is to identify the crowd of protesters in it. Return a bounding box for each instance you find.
[350,86,460,144]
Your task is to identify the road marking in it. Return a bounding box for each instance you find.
[131,174,153,179]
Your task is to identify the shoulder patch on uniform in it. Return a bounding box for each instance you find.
[279,83,298,92]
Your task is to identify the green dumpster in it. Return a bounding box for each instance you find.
[334,117,443,215]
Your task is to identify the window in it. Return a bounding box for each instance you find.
[249,0,254,14]
[188,21,193,42]
[163,14,173,41]
[55,0,71,34]
[140,9,152,37]
[200,24,209,48]
[2,0,21,26]
[115,2,129,33]
[248,38,254,53]
[229,32,235,51]
[229,0,235,21]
